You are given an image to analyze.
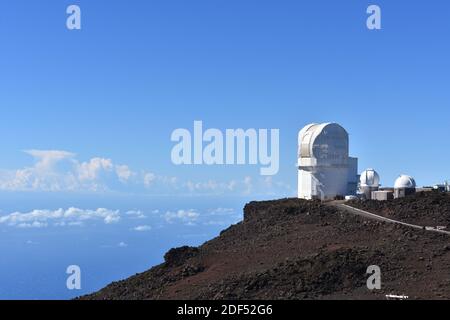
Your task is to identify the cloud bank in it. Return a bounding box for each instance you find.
[0,149,293,196]
[0,206,241,229]
[0,207,120,228]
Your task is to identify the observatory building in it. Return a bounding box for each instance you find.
[298,123,359,200]
[360,168,380,200]
[394,174,416,199]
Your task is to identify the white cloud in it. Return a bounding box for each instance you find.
[201,207,242,226]
[24,150,75,173]
[0,151,140,192]
[0,150,78,191]
[0,207,121,228]
[208,207,236,216]
[0,149,294,196]
[133,225,152,232]
[143,172,156,186]
[17,221,48,229]
[118,242,128,248]
[77,158,113,181]
[164,209,200,224]
[126,210,145,219]
[202,220,230,226]
[104,214,121,224]
[116,165,134,182]
[184,180,237,193]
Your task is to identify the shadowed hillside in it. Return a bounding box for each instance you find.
[83,196,450,300]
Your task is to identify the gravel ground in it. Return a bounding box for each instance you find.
[82,195,450,300]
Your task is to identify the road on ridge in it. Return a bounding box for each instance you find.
[332,202,450,236]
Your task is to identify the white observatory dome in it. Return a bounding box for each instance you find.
[298,122,358,200]
[298,123,349,166]
[360,168,380,187]
[394,175,416,189]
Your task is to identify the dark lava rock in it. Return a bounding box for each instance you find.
[81,193,450,300]
[349,192,450,228]
[164,246,199,267]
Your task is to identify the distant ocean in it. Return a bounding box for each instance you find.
[0,193,273,300]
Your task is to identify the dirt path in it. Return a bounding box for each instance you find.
[334,202,450,236]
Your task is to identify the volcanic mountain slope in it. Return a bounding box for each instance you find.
[349,192,450,229]
[83,196,450,300]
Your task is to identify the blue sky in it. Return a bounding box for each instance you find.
[0,0,449,190]
[1,0,450,188]
[0,0,449,299]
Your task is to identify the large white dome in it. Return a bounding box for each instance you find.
[298,123,349,166]
[298,122,358,200]
[360,168,380,187]
[394,175,416,189]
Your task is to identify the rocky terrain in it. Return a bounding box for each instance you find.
[349,192,450,229]
[83,194,450,300]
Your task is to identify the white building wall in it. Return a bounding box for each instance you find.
[298,167,350,200]
[298,123,358,201]
[298,170,314,199]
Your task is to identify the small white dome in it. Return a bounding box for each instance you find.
[360,168,380,187]
[394,175,416,189]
